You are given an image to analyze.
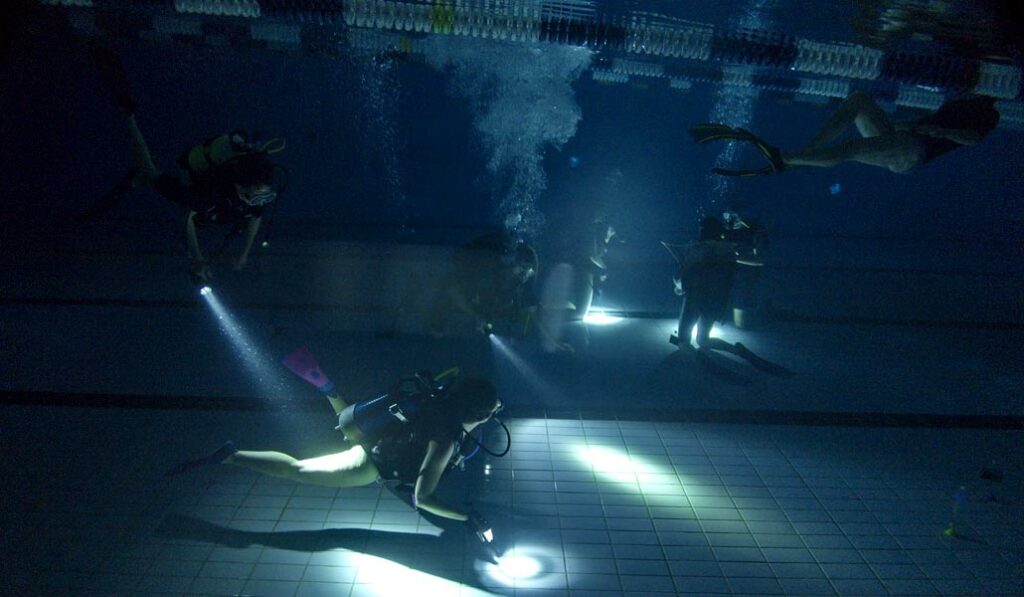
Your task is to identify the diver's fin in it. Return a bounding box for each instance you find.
[76,169,137,221]
[711,165,777,177]
[735,129,787,174]
[689,123,787,176]
[91,44,136,114]
[282,346,336,394]
[689,123,744,144]
[732,342,795,376]
[164,441,237,477]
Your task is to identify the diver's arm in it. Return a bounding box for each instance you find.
[413,440,469,521]
[447,286,478,317]
[933,128,984,145]
[674,245,701,295]
[913,123,984,145]
[234,216,261,270]
[448,285,489,331]
[185,211,207,270]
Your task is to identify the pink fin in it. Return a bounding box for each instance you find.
[282,347,333,390]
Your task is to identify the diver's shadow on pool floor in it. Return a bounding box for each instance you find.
[155,513,493,589]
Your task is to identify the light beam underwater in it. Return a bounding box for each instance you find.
[200,288,284,396]
[489,334,563,402]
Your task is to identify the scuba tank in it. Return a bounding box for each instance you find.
[177,130,287,181]
[179,130,250,179]
[337,369,456,446]
[336,367,510,474]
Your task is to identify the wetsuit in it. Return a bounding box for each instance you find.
[154,164,266,228]
[431,233,537,333]
[676,240,738,341]
[723,222,766,316]
[911,95,1000,163]
[367,410,464,485]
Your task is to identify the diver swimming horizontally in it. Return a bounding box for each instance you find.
[167,349,506,550]
[82,45,287,284]
[690,91,1000,176]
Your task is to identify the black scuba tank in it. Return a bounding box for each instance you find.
[338,371,451,446]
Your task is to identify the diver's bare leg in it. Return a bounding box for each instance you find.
[805,91,896,151]
[226,447,380,488]
[692,316,712,349]
[784,132,925,172]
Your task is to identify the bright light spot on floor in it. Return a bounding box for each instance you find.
[497,555,541,578]
[583,310,623,325]
[478,545,561,587]
[575,445,653,485]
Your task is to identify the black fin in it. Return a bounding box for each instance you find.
[77,170,136,221]
[91,44,135,114]
[689,123,743,144]
[733,343,795,376]
[690,123,786,176]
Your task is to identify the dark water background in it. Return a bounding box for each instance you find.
[1,1,1022,400]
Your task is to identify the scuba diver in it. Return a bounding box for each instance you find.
[571,218,618,321]
[167,355,505,545]
[690,91,1000,176]
[82,46,286,284]
[720,207,768,328]
[850,0,1023,60]
[427,232,539,337]
[669,216,790,376]
[534,217,619,353]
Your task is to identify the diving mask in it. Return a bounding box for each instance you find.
[237,184,277,206]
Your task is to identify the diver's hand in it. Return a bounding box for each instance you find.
[192,260,213,282]
[475,319,493,335]
[913,123,960,139]
[673,280,683,296]
[465,508,493,544]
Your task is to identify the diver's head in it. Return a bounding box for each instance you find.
[446,376,502,426]
[510,243,538,283]
[699,217,726,241]
[233,154,278,206]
